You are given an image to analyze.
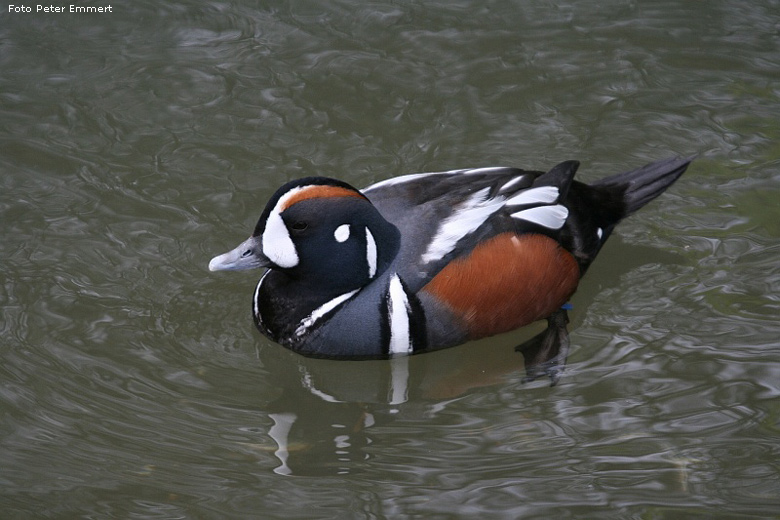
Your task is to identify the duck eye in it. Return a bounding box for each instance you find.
[291,221,308,231]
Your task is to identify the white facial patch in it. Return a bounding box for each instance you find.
[366,227,377,279]
[262,186,306,268]
[334,224,351,243]
[511,204,569,229]
[387,274,413,356]
[421,187,504,264]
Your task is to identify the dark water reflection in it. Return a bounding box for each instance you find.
[2,1,780,518]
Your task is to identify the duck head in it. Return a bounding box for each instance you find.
[209,177,400,293]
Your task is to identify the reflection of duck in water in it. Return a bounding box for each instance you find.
[210,156,691,384]
[257,344,532,477]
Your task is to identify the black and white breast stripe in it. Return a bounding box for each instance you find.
[380,274,426,356]
[257,271,427,356]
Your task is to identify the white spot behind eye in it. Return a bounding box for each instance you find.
[334,224,351,243]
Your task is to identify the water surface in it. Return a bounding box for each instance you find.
[1,1,779,518]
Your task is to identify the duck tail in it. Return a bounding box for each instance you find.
[593,156,694,218]
[559,156,692,274]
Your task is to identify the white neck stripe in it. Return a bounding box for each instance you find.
[366,227,377,279]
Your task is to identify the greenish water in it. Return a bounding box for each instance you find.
[2,1,779,518]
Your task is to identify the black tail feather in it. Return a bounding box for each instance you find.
[559,155,693,274]
[593,156,694,217]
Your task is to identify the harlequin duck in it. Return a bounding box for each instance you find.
[209,156,691,383]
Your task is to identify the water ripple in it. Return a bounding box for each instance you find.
[2,1,780,517]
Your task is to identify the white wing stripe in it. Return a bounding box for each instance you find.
[498,175,528,194]
[421,187,504,263]
[364,172,439,191]
[462,166,510,175]
[511,205,569,229]
[505,186,559,206]
[364,166,511,192]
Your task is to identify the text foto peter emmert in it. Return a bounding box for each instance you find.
[9,4,114,13]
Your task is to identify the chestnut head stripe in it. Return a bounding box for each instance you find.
[280,185,366,212]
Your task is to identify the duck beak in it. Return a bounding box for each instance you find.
[208,236,271,271]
